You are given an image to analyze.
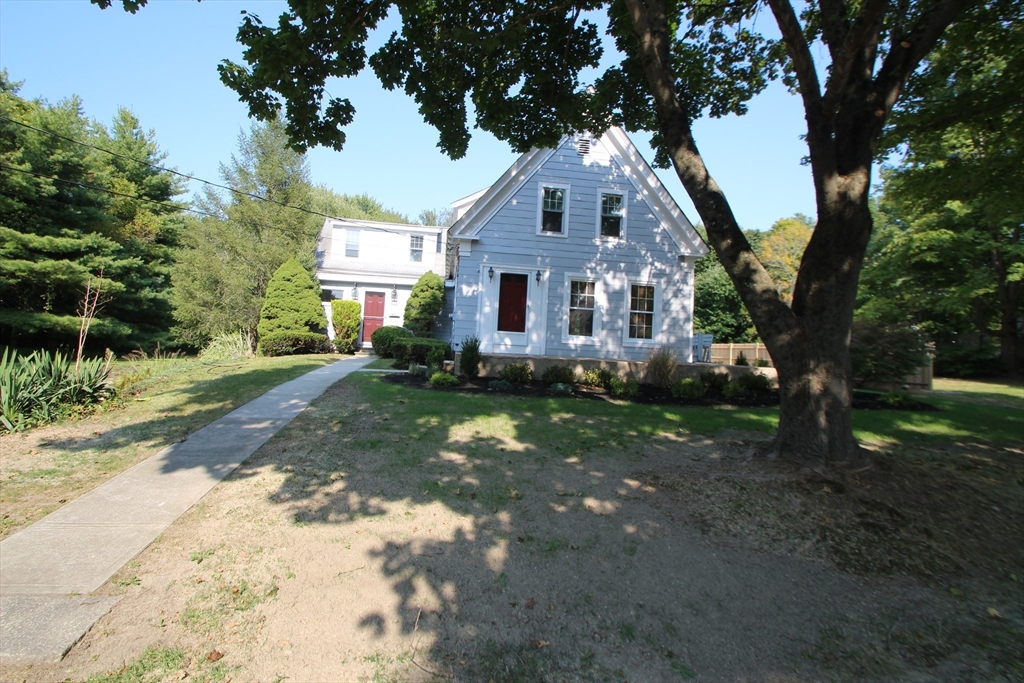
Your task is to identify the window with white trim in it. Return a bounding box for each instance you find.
[410,235,423,262]
[568,280,596,337]
[628,284,655,340]
[541,186,566,233]
[600,192,625,238]
[345,229,359,258]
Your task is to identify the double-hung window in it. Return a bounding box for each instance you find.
[628,284,655,340]
[568,280,596,337]
[599,192,625,238]
[345,229,359,258]
[538,184,569,235]
[410,235,423,262]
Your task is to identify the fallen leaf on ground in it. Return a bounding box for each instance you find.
[530,639,550,649]
[206,650,223,662]
[987,607,1002,618]
[526,598,536,608]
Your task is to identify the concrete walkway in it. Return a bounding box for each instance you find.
[0,355,374,663]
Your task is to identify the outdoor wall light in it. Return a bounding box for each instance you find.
[391,285,398,303]
[535,270,542,284]
[351,284,358,299]
[488,266,495,281]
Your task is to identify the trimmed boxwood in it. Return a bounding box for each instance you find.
[499,362,533,385]
[737,371,773,393]
[540,365,576,385]
[258,331,333,357]
[429,371,460,387]
[672,377,707,399]
[394,337,451,365]
[370,326,413,358]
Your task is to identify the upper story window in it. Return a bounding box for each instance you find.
[537,184,570,236]
[599,192,625,238]
[628,284,655,340]
[345,229,359,258]
[410,235,424,262]
[436,233,443,253]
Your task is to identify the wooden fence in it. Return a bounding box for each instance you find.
[707,342,933,390]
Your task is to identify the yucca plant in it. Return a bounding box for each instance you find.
[0,349,113,433]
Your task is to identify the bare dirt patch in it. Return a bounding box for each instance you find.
[6,376,1021,682]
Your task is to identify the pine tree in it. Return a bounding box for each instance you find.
[257,257,327,339]
[403,271,444,336]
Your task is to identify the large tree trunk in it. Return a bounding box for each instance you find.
[621,0,964,468]
[993,239,1024,376]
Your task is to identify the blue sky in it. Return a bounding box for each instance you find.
[0,0,816,230]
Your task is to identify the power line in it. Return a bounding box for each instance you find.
[0,114,437,238]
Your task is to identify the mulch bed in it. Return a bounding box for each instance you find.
[379,371,939,411]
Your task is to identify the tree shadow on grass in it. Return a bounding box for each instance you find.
[224,373,994,682]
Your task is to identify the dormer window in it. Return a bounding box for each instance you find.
[537,183,570,237]
[410,235,424,262]
[345,229,359,258]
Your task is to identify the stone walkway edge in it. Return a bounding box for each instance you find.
[0,355,373,663]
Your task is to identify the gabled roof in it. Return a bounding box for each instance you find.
[449,127,708,257]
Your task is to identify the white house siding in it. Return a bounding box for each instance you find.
[316,218,449,343]
[451,134,695,362]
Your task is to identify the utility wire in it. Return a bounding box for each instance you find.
[0,114,440,238]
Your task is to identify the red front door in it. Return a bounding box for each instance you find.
[363,291,386,343]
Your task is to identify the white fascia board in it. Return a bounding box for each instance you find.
[451,143,564,238]
[600,127,709,257]
[327,217,441,234]
[450,187,490,216]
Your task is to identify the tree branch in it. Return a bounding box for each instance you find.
[821,0,887,118]
[871,0,974,132]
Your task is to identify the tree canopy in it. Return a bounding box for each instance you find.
[0,71,185,353]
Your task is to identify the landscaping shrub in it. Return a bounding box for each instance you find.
[734,351,749,366]
[737,371,773,393]
[488,379,515,392]
[723,381,747,400]
[550,382,573,396]
[370,326,412,358]
[850,320,928,387]
[645,347,678,389]
[257,331,333,357]
[934,340,1002,378]
[540,365,576,385]
[754,358,771,368]
[429,371,460,387]
[330,300,361,353]
[459,336,482,378]
[581,367,614,387]
[880,390,917,408]
[425,346,445,370]
[404,271,445,336]
[671,377,706,399]
[609,376,639,398]
[699,370,730,392]
[257,258,328,340]
[408,364,428,377]
[393,337,450,365]
[199,331,254,361]
[1,348,113,432]
[499,362,533,385]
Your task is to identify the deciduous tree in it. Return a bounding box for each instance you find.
[96,0,975,467]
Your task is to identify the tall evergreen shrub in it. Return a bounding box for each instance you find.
[331,300,362,353]
[403,271,445,336]
[257,258,328,344]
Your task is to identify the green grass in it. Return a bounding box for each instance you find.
[0,354,339,538]
[932,377,1024,399]
[84,645,185,682]
[345,373,1021,451]
[361,357,399,370]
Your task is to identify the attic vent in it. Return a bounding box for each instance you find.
[577,137,591,155]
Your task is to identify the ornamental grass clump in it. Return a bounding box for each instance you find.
[459,336,482,378]
[199,331,255,361]
[1,348,112,432]
[645,347,678,389]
